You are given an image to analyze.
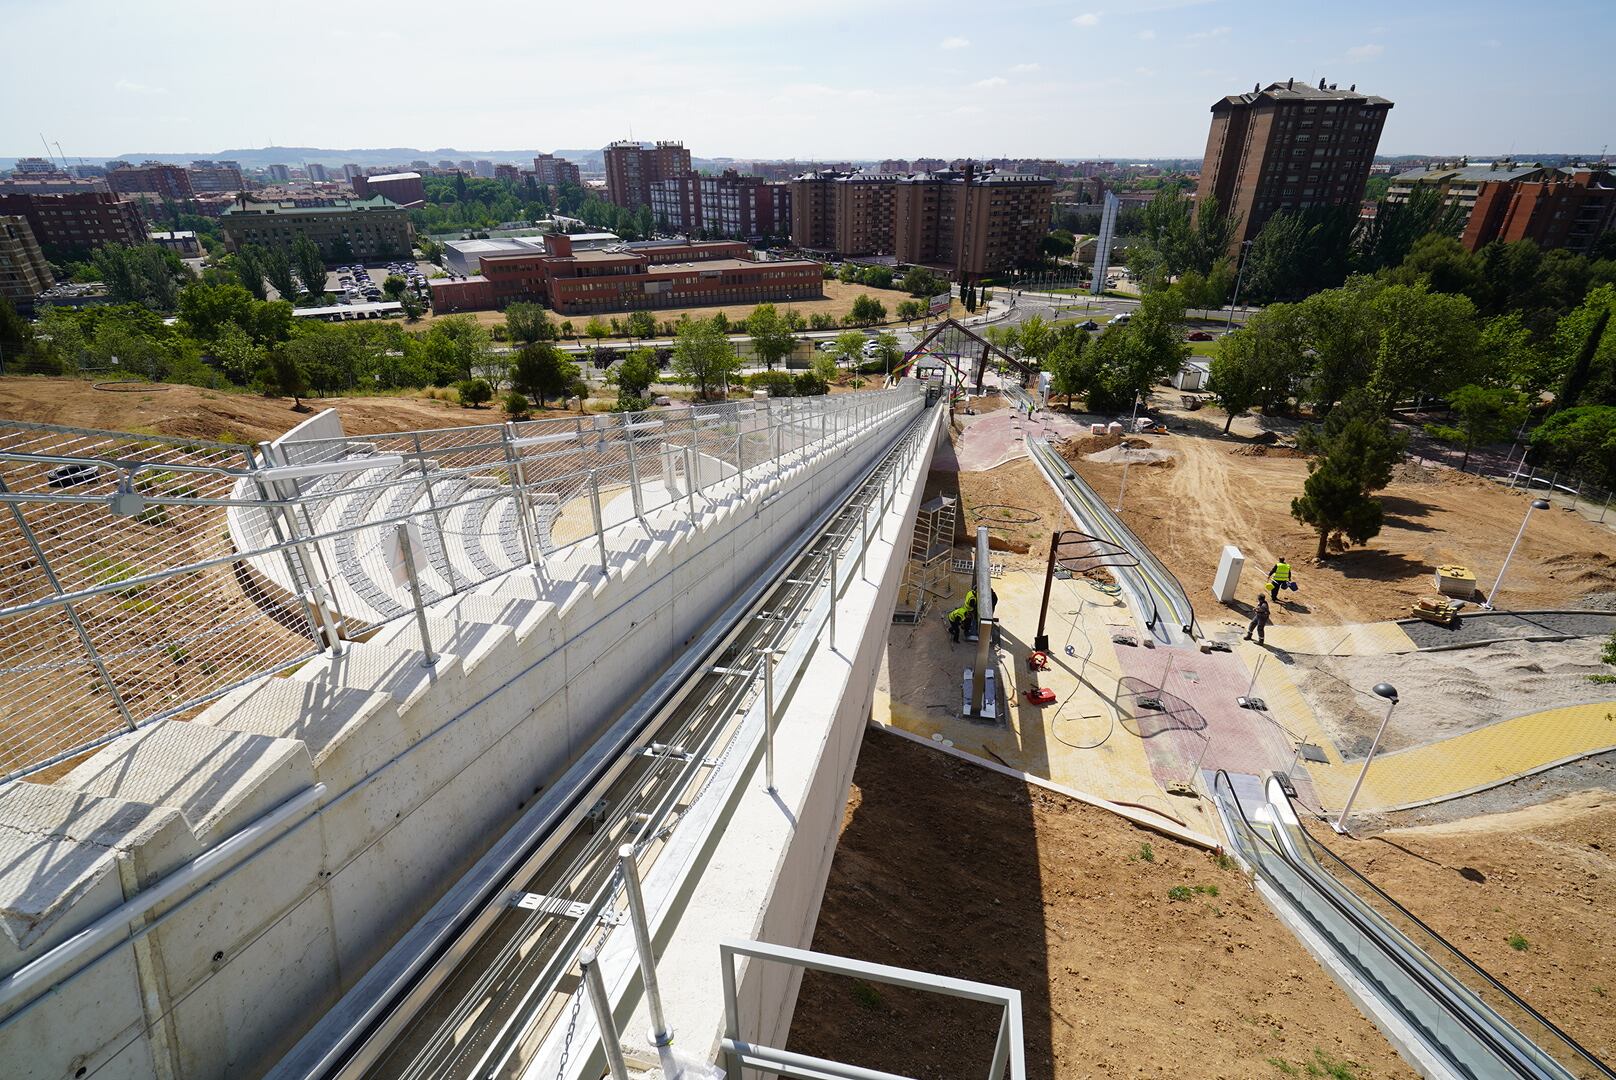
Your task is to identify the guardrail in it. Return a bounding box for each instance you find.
[0,385,921,783]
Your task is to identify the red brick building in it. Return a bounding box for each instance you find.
[0,191,146,256]
[431,234,822,315]
[1461,170,1616,255]
[351,172,426,208]
[106,162,194,201]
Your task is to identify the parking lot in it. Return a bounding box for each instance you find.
[322,261,435,305]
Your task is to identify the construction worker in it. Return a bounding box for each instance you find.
[947,602,970,643]
[1267,557,1292,600]
[1244,593,1271,645]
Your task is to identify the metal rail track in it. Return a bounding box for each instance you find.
[1025,434,1198,643]
[273,404,935,1080]
[1214,772,1612,1080]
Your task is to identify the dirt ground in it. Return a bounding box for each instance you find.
[1292,639,1614,755]
[0,377,540,443]
[1060,432,1616,625]
[412,279,962,335]
[1312,791,1616,1064]
[788,731,1414,1079]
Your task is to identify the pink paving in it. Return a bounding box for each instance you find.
[951,407,1089,472]
[1110,643,1316,801]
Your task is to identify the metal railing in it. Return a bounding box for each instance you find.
[0,385,922,783]
[719,938,1025,1080]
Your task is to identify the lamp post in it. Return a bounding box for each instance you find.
[1334,682,1398,833]
[1115,391,1143,512]
[1482,498,1551,610]
[1225,239,1254,334]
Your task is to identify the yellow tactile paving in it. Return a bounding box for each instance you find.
[1308,702,1616,812]
[1223,620,1418,656]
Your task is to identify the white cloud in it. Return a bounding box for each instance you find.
[1009,62,1041,73]
[1072,12,1102,27]
[973,76,1009,88]
[114,79,167,95]
[940,36,970,49]
[1346,43,1385,60]
[1137,29,1157,40]
[1186,26,1231,40]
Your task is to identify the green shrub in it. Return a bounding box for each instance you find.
[502,391,530,419]
[457,378,492,408]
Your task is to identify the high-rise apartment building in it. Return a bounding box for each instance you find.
[532,154,582,188]
[221,197,413,258]
[0,191,146,256]
[106,161,194,201]
[12,158,59,176]
[187,160,245,193]
[0,215,54,309]
[267,164,291,183]
[306,163,330,182]
[343,163,363,181]
[648,170,790,238]
[1195,78,1392,252]
[604,141,692,209]
[474,160,495,179]
[791,166,1052,276]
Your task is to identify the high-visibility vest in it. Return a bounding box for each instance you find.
[948,605,970,624]
[1271,562,1291,582]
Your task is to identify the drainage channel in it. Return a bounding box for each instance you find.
[280,404,935,1080]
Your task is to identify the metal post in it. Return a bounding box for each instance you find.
[1034,530,1058,653]
[970,526,993,716]
[1482,498,1548,610]
[396,523,436,666]
[617,846,674,1047]
[684,445,698,519]
[624,423,644,522]
[827,548,838,651]
[1335,687,1398,832]
[762,657,776,793]
[501,424,541,567]
[579,949,631,1080]
[1188,730,1216,788]
[589,470,609,576]
[859,500,870,579]
[412,433,460,594]
[1243,652,1266,702]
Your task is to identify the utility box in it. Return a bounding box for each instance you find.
[1434,564,1477,599]
[1213,545,1245,604]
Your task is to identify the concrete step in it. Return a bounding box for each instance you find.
[196,680,406,793]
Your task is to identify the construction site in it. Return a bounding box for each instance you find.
[0,323,1613,1080]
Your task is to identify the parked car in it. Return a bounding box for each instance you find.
[1076,320,1099,331]
[1109,313,1132,325]
[1186,330,1214,341]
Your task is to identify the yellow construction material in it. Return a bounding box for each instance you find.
[1434,565,1477,599]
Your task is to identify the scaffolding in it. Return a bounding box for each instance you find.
[893,494,957,623]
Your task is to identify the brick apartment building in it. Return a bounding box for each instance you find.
[351,172,427,208]
[532,154,582,187]
[789,166,1053,277]
[0,215,54,310]
[186,160,245,193]
[648,170,791,238]
[106,161,194,201]
[429,234,822,315]
[1461,170,1616,255]
[0,191,146,256]
[1196,78,1392,252]
[604,141,692,209]
[220,196,413,258]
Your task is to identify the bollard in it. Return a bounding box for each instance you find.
[617,846,674,1047]
[579,949,632,1080]
[762,657,776,793]
[624,426,644,522]
[396,522,436,667]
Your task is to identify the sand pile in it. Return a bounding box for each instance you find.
[1229,444,1303,458]
[1292,638,1613,755]
[1542,551,1616,593]
[1086,444,1175,466]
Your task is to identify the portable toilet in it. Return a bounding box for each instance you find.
[1106,421,1123,437]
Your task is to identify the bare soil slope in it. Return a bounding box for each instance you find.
[788,731,1414,1079]
[1062,434,1616,625]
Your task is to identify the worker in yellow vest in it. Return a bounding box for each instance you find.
[1267,558,1293,599]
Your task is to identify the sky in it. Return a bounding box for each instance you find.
[3,0,1612,161]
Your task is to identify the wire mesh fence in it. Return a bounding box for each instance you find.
[0,386,921,783]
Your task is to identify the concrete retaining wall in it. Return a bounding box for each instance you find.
[0,391,922,1080]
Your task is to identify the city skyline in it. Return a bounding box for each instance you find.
[2,0,1611,161]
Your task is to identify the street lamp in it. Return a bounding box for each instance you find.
[1482,498,1551,610]
[1114,391,1143,512]
[1334,682,1398,833]
[1225,239,1254,333]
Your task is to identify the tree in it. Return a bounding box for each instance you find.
[178,282,255,342]
[1549,285,1614,412]
[808,312,836,331]
[458,377,493,408]
[1045,329,1092,406]
[1353,185,1466,273]
[624,310,657,339]
[901,266,948,298]
[583,316,611,356]
[1015,315,1055,366]
[422,315,492,382]
[211,322,266,385]
[382,274,408,300]
[1476,313,1550,396]
[837,262,860,284]
[400,294,426,321]
[1291,395,1409,558]
[671,317,741,399]
[1366,283,1481,410]
[896,299,923,322]
[291,235,327,302]
[1297,276,1382,411]
[261,247,300,304]
[860,265,894,289]
[1423,384,1529,471]
[611,346,659,403]
[872,332,902,379]
[267,346,309,408]
[1389,234,1486,304]
[1041,230,1076,260]
[234,247,268,300]
[91,243,192,310]
[503,391,531,420]
[810,353,839,384]
[1206,302,1310,431]
[504,301,554,344]
[832,329,866,370]
[746,303,796,370]
[512,342,579,406]
[847,294,885,325]
[1528,406,1616,489]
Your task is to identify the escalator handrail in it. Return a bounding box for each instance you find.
[1212,771,1562,1080]
[1292,805,1616,1079]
